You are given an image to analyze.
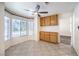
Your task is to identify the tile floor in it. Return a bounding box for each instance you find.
[5,40,77,56]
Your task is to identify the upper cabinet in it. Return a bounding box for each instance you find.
[40,15,58,26]
[40,17,45,26]
[44,16,51,26]
[50,15,58,25]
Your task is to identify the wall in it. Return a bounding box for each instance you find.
[72,3,79,55]
[40,13,72,37]
[59,12,72,36]
[40,26,59,32]
[5,11,34,50]
[40,13,72,43]
[33,14,40,41]
[0,3,5,56]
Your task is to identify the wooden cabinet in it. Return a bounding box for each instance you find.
[50,32,58,43]
[50,15,58,25]
[50,36,58,43]
[40,15,58,26]
[40,31,58,43]
[40,18,42,26]
[40,17,45,26]
[44,32,50,41]
[40,31,45,40]
[45,16,51,26]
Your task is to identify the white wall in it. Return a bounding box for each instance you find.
[40,13,72,37]
[59,12,72,36]
[40,26,59,32]
[0,3,5,56]
[40,13,73,43]
[72,3,79,55]
[33,14,40,41]
[5,11,33,50]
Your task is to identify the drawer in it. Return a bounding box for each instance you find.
[44,34,49,36]
[50,36,57,39]
[40,33,44,36]
[44,32,50,36]
[50,32,58,36]
[40,31,45,33]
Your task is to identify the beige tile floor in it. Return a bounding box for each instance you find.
[5,40,77,56]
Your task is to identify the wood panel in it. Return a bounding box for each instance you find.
[40,18,42,26]
[44,32,50,41]
[50,36,57,43]
[50,32,58,43]
[40,15,58,26]
[42,17,45,26]
[50,32,58,36]
[40,31,45,40]
[40,17,45,26]
[50,15,58,25]
[44,16,51,26]
[40,31,58,43]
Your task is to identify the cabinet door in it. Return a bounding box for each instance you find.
[40,32,45,40]
[40,35,45,40]
[50,32,58,43]
[50,35,58,43]
[40,17,45,26]
[50,15,58,25]
[44,32,50,41]
[44,35,50,41]
[42,17,45,26]
[45,16,51,26]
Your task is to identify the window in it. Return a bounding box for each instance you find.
[4,16,10,40]
[28,21,34,35]
[20,20,27,36]
[12,19,20,37]
[4,16,33,39]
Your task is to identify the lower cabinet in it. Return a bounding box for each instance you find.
[40,31,58,43]
[44,32,50,41]
[50,36,58,43]
[40,32,45,40]
[45,35,50,42]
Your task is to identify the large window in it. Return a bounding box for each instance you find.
[12,19,20,37]
[28,21,34,35]
[4,16,33,40]
[4,16,10,40]
[20,20,27,36]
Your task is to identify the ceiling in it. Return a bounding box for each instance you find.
[5,2,77,18]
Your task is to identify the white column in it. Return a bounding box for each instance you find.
[0,3,5,56]
[33,14,40,41]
